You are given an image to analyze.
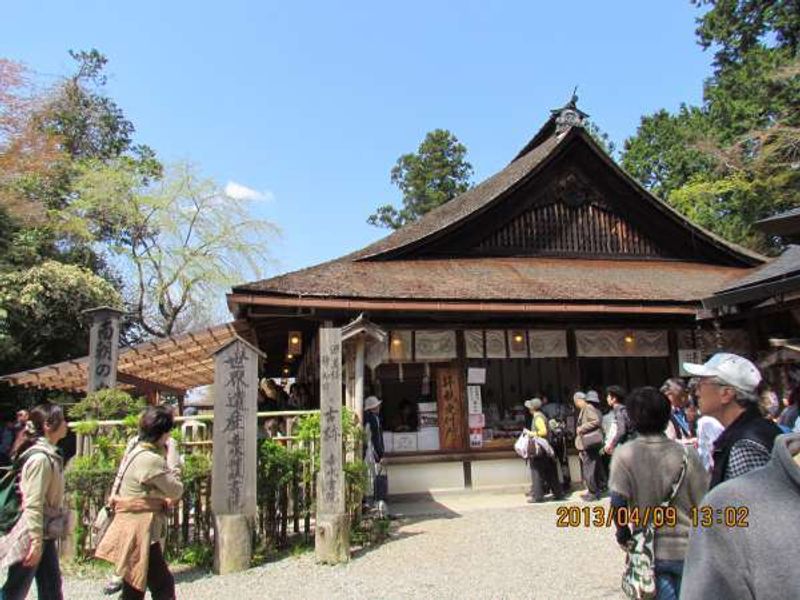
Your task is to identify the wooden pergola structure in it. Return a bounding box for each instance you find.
[0,320,254,399]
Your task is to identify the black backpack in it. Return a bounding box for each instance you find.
[0,450,49,535]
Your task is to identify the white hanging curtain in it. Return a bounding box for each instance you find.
[528,330,568,358]
[485,330,507,358]
[576,330,669,357]
[465,330,484,358]
[414,330,457,361]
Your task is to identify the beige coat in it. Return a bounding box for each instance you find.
[115,443,183,542]
[95,443,183,592]
[574,404,602,451]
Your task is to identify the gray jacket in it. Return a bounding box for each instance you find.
[680,432,800,600]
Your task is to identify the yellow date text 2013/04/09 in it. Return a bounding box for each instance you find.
[555,506,678,528]
[554,505,750,529]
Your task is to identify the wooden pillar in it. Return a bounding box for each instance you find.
[316,327,349,564]
[456,330,470,452]
[354,335,365,425]
[210,337,262,574]
[83,306,124,392]
[344,346,356,414]
[667,328,679,377]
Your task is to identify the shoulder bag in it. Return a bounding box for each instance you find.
[620,446,689,600]
[579,429,604,451]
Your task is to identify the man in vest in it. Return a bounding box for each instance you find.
[684,352,781,489]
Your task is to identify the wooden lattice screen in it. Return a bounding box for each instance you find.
[476,200,664,257]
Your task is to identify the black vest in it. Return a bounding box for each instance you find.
[710,405,781,489]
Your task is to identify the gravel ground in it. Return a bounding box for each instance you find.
[57,496,626,600]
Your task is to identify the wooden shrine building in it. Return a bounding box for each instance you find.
[3,97,780,494]
[224,98,764,493]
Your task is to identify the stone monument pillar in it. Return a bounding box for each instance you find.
[315,327,349,563]
[83,306,124,392]
[211,336,262,574]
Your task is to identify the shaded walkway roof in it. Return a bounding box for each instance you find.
[703,245,800,310]
[1,320,253,394]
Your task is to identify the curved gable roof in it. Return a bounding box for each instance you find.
[354,126,763,265]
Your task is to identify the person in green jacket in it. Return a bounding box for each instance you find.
[2,403,68,600]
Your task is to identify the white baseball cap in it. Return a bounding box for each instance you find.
[682,353,761,394]
[364,396,382,411]
[524,398,543,410]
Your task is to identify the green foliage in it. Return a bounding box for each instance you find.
[294,408,366,516]
[65,450,118,559]
[0,260,122,373]
[0,50,153,385]
[621,107,717,199]
[181,452,211,483]
[295,407,364,448]
[67,388,145,421]
[692,0,800,68]
[620,5,800,254]
[72,420,99,436]
[38,49,159,173]
[171,542,213,570]
[368,129,473,229]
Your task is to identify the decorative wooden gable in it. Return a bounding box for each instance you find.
[357,98,761,267]
[474,170,664,258]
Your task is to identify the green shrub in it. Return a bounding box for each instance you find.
[171,542,213,570]
[68,388,145,420]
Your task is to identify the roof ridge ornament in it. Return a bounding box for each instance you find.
[552,86,588,135]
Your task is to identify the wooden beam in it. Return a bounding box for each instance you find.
[135,359,215,380]
[116,372,186,396]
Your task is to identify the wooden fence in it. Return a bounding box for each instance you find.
[65,410,365,560]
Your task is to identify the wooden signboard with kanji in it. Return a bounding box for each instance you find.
[436,366,466,451]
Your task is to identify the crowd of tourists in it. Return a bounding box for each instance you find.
[557,352,799,600]
[1,351,798,599]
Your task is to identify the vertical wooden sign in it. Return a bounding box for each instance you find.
[84,307,124,392]
[211,338,258,516]
[211,337,261,575]
[437,366,466,451]
[316,327,349,563]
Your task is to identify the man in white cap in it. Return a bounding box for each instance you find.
[683,352,781,489]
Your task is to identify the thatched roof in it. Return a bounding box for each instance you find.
[235,111,763,309]
[234,257,744,304]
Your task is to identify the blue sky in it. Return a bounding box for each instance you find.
[3,1,713,280]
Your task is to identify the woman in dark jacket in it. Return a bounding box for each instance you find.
[363,396,386,504]
[604,385,632,453]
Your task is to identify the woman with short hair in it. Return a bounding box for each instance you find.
[96,405,183,600]
[524,398,563,503]
[1,403,68,600]
[609,387,708,599]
